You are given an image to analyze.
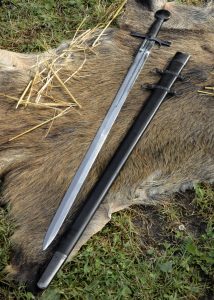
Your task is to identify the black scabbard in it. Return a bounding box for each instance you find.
[37,51,190,289]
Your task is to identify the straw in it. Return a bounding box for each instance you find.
[9,106,73,142]
[92,0,127,47]
[16,80,33,108]
[48,65,82,108]
[198,86,214,97]
[6,0,127,141]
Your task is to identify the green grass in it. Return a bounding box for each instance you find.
[0,0,120,52]
[40,186,214,300]
[0,0,213,299]
[0,185,214,299]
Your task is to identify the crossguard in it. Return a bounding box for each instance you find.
[131,9,171,47]
[131,32,171,47]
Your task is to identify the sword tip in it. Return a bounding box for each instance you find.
[42,241,49,251]
[42,218,62,250]
[42,233,54,251]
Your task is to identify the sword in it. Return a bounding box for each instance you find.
[43,9,171,250]
[37,51,190,289]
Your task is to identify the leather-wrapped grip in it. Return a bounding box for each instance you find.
[147,9,171,38]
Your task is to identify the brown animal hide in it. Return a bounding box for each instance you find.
[0,0,213,289]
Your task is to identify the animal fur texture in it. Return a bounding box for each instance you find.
[0,0,213,288]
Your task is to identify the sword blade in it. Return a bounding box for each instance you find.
[43,39,153,250]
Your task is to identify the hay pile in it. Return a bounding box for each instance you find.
[4,0,126,142]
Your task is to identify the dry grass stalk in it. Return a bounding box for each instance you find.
[9,106,73,142]
[0,93,72,110]
[64,50,87,84]
[92,0,127,47]
[16,80,33,108]
[35,68,61,102]
[44,109,57,138]
[25,71,39,107]
[198,86,214,97]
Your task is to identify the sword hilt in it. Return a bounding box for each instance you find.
[131,9,171,47]
[148,9,170,38]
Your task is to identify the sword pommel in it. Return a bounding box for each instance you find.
[148,9,171,39]
[155,9,171,22]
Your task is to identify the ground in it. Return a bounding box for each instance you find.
[0,1,213,299]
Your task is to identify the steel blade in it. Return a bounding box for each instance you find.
[43,39,154,250]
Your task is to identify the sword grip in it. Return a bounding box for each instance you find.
[147,9,170,38]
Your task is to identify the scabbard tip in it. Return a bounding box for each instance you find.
[37,251,67,290]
